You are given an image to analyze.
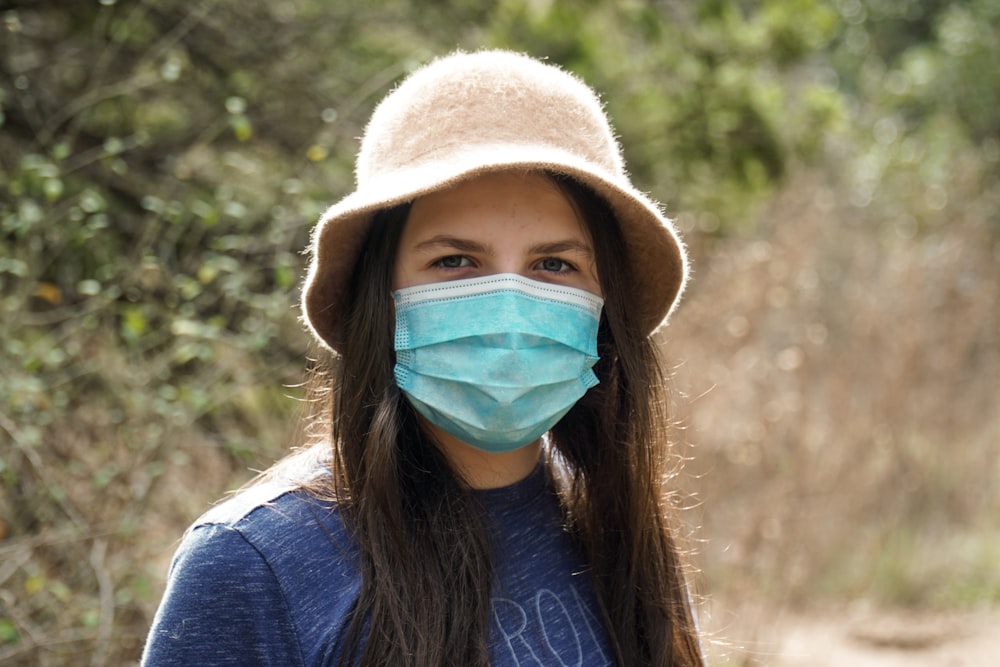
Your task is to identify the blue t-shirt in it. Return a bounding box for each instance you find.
[142,461,614,666]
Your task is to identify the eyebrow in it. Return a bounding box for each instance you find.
[527,240,594,258]
[411,235,593,257]
[411,235,489,254]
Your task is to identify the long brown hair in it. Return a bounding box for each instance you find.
[302,173,703,666]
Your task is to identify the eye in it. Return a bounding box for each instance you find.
[433,255,472,269]
[536,257,575,273]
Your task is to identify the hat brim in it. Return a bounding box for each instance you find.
[302,145,687,353]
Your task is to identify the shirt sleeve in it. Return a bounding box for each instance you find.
[141,522,304,666]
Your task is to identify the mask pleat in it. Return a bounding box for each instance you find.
[392,274,602,453]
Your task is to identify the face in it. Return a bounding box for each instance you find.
[392,171,601,296]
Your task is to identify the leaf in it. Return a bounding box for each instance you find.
[229,114,252,142]
[33,282,62,305]
[0,618,19,644]
[121,306,148,340]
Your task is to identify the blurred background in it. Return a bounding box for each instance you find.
[1,0,997,664]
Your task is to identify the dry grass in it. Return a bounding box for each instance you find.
[666,168,1000,661]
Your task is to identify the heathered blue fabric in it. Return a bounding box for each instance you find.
[142,462,614,666]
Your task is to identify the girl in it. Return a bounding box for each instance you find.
[143,50,704,666]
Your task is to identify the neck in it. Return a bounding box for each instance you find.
[425,422,541,489]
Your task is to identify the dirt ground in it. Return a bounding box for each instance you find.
[702,602,999,665]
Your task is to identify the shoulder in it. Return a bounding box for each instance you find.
[195,446,337,525]
[144,517,310,665]
[171,456,361,615]
[177,479,353,577]
[144,451,362,665]
[187,446,353,560]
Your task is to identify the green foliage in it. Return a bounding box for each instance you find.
[485,0,843,228]
[822,0,1000,235]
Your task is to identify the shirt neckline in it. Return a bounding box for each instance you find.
[471,461,549,512]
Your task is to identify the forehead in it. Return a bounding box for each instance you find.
[402,171,590,244]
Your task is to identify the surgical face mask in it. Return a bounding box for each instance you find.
[393,273,603,453]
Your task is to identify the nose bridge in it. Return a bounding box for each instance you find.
[488,227,532,276]
[495,258,529,277]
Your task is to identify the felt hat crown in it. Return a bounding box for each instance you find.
[302,49,687,352]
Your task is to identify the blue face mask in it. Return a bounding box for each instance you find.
[393,273,603,453]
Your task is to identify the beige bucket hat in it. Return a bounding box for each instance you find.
[302,49,687,352]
